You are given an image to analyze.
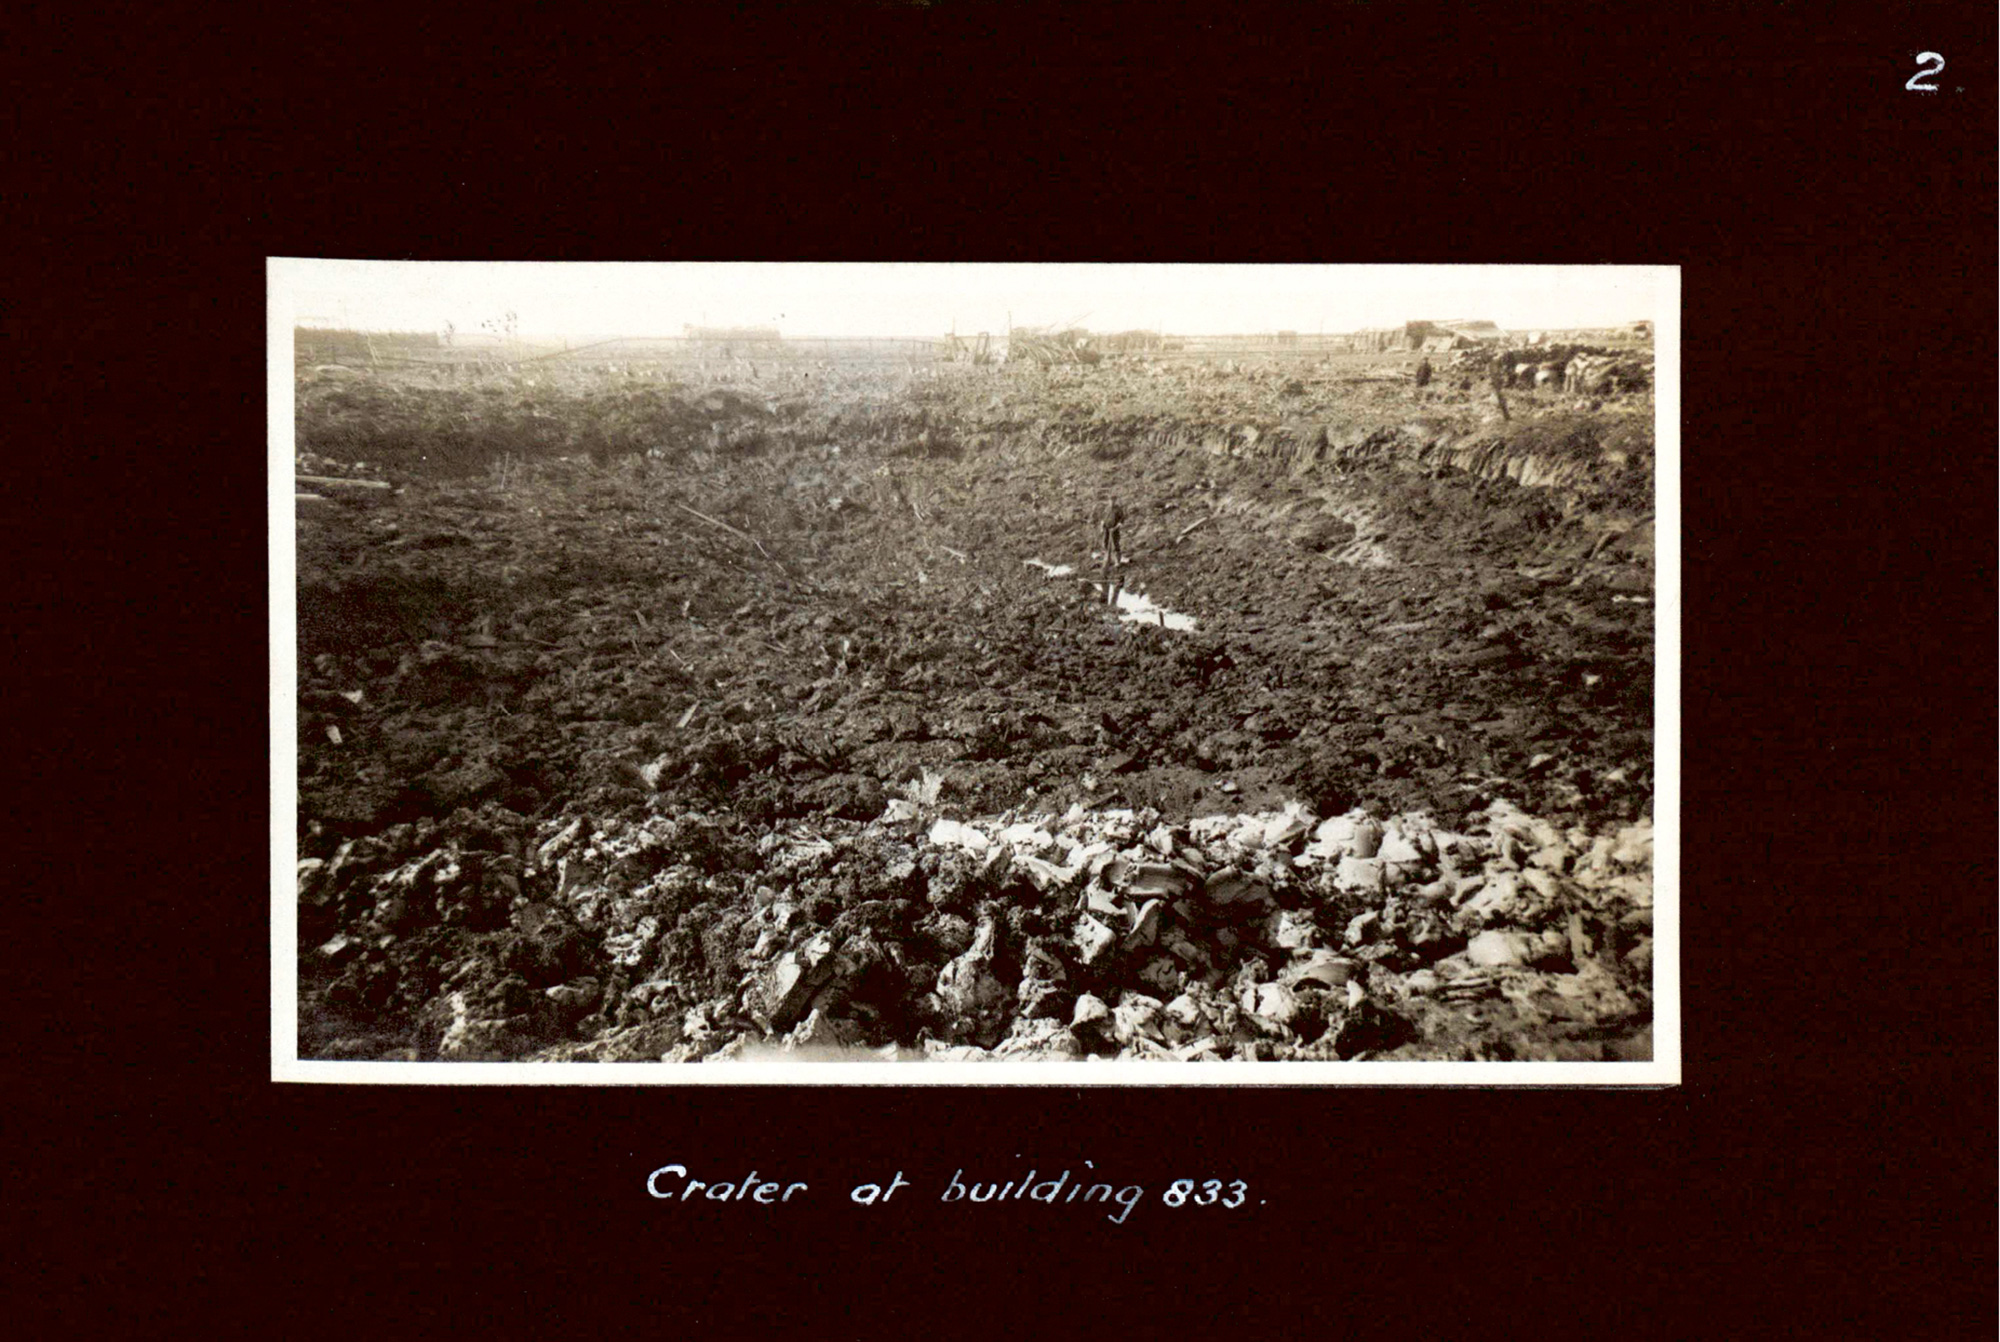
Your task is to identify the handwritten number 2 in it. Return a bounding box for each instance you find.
[1906,52,1944,92]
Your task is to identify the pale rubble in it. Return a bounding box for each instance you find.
[429,992,530,1061]
[746,929,845,1033]
[927,817,991,855]
[451,794,1655,1063]
[935,914,1008,1020]
[1464,928,1536,967]
[1333,855,1388,894]
[1247,982,1300,1031]
[1285,950,1358,990]
[1137,956,1182,994]
[783,1008,867,1053]
[1112,992,1168,1046]
[1074,913,1118,965]
[993,1018,1085,1059]
[602,916,661,969]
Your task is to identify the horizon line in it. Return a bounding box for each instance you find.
[293,322,1653,340]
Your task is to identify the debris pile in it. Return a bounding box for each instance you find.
[301,792,1653,1063]
[1006,327,1103,366]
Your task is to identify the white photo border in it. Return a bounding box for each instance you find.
[270,259,1680,1087]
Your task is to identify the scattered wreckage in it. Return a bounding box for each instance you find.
[303,794,1652,1064]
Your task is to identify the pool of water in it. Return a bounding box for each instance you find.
[1025,557,1197,631]
[1109,586,1197,631]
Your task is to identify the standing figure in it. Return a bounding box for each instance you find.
[1413,357,1433,388]
[1488,352,1511,422]
[1096,499,1125,605]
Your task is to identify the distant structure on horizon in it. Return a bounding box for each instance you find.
[1347,320,1508,354]
[1428,319,1508,343]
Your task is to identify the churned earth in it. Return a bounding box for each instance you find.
[293,349,1658,1064]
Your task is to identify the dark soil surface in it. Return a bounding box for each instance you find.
[293,351,1657,1064]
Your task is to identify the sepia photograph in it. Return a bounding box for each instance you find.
[272,260,1677,1083]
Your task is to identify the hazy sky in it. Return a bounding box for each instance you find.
[273,260,1673,338]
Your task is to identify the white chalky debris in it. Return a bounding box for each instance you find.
[927,818,991,854]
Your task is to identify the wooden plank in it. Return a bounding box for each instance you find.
[296,474,394,492]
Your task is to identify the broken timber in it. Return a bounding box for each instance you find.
[297,474,394,493]
[674,501,774,560]
[1174,515,1214,543]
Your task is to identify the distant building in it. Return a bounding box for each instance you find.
[1348,320,1509,353]
[1430,319,1509,344]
